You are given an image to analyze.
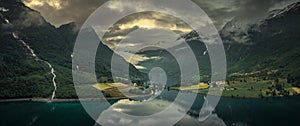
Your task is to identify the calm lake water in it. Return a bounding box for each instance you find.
[1,91,300,126]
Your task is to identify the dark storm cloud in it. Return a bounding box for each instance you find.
[236,0,295,20]
[22,0,299,29]
[192,0,299,29]
[102,11,192,41]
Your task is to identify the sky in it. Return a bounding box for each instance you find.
[21,0,300,69]
[22,0,299,29]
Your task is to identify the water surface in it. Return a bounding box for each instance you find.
[1,91,300,126]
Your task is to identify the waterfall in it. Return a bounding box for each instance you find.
[12,32,57,101]
[45,61,57,100]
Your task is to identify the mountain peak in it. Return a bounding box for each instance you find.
[220,1,300,44]
[268,1,300,19]
[59,22,76,28]
[180,30,202,42]
[58,22,78,33]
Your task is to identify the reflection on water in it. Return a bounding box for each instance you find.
[198,96,214,122]
[96,99,226,126]
[1,91,300,126]
[95,91,226,126]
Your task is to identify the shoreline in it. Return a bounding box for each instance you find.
[174,89,300,99]
[1,93,299,103]
[0,97,125,103]
[0,94,154,103]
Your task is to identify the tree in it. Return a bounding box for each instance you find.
[258,91,264,98]
[274,79,283,90]
[293,81,300,87]
[272,90,276,96]
[287,74,295,83]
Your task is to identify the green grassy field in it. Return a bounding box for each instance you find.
[224,81,273,98]
[92,83,152,98]
[171,79,298,98]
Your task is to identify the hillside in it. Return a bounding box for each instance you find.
[0,0,146,99]
[223,2,300,78]
[138,2,300,86]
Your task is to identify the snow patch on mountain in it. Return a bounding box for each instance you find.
[221,2,300,44]
[0,7,10,24]
[0,7,9,12]
[268,2,300,19]
[4,18,9,23]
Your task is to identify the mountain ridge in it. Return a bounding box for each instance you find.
[137,1,300,86]
[0,1,146,99]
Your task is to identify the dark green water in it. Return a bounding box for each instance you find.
[1,91,300,126]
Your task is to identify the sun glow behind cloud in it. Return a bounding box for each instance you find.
[116,13,193,34]
[23,0,65,10]
[118,18,192,33]
[99,11,194,69]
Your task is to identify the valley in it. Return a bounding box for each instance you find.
[1,1,300,125]
[0,0,300,100]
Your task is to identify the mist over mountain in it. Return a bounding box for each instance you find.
[223,1,300,75]
[138,1,300,85]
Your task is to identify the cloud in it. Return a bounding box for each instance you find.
[107,28,186,65]
[106,0,144,12]
[192,0,299,29]
[23,0,65,10]
[22,0,108,27]
[92,9,195,66]
[107,12,192,35]
[22,0,300,29]
[104,35,127,42]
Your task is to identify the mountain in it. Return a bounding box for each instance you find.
[137,1,300,85]
[0,0,146,99]
[1,0,300,98]
[223,2,300,76]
